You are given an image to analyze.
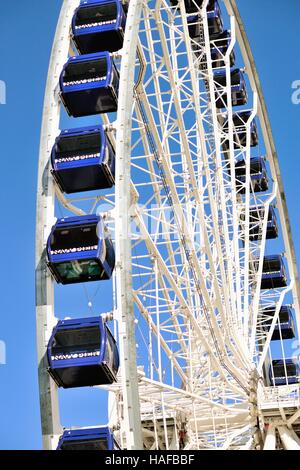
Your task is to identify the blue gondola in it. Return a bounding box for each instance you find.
[57,426,120,450]
[235,157,269,193]
[171,0,219,15]
[214,69,247,108]
[223,111,259,149]
[263,306,295,341]
[72,0,126,54]
[48,316,119,388]
[210,30,235,68]
[190,30,235,69]
[51,125,115,194]
[260,255,287,290]
[60,52,119,117]
[188,1,223,38]
[269,359,299,386]
[247,205,278,240]
[47,215,115,285]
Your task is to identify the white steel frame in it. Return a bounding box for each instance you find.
[36,0,300,450]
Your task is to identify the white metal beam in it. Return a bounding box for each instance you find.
[287,408,300,428]
[35,0,80,450]
[263,424,276,450]
[277,426,300,450]
[115,0,144,450]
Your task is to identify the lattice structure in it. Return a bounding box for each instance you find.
[35,0,300,450]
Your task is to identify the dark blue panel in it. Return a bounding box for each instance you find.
[171,0,220,16]
[47,316,119,388]
[60,52,119,117]
[191,33,235,68]
[269,359,300,386]
[51,124,115,193]
[223,111,259,149]
[72,0,126,54]
[214,69,247,108]
[187,1,223,36]
[235,157,269,193]
[210,30,236,68]
[47,215,115,284]
[260,255,287,290]
[57,426,117,450]
[263,306,295,341]
[247,205,278,240]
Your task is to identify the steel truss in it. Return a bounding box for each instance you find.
[36,0,300,450]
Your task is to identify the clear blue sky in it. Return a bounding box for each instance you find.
[0,0,299,449]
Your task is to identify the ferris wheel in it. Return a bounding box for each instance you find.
[35,0,300,450]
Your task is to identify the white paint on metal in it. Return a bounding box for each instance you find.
[35,0,80,450]
[277,426,300,450]
[114,0,144,450]
[263,424,276,450]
